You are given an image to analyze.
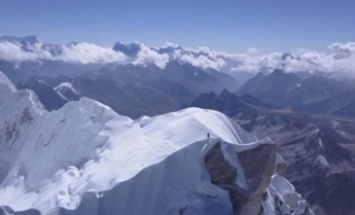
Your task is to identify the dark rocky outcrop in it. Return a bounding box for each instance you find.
[204,142,276,215]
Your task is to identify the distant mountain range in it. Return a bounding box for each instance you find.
[237,69,355,118]
[3,35,354,87]
[72,62,240,118]
[6,36,355,120]
[18,59,355,120]
[15,61,239,118]
[188,89,355,215]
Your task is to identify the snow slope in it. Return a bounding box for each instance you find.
[0,80,257,213]
[67,139,235,215]
[0,75,312,215]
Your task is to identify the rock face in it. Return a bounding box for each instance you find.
[204,142,246,214]
[238,144,277,215]
[204,142,276,215]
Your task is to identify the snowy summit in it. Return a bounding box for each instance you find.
[0,72,312,215]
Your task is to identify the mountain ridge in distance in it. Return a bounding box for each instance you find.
[188,89,355,215]
[18,61,240,118]
[237,69,355,119]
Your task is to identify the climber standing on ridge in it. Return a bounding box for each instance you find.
[207,133,210,139]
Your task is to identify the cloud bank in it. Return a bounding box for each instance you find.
[132,44,169,69]
[1,36,355,76]
[0,38,127,64]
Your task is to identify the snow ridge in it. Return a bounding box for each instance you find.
[0,71,16,91]
[0,77,312,215]
[0,82,259,214]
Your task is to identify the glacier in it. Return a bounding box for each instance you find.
[0,71,312,215]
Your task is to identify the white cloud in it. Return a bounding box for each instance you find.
[0,40,127,64]
[55,43,127,64]
[1,37,355,76]
[281,44,355,75]
[133,44,169,69]
[173,49,226,70]
[0,41,51,62]
[230,53,283,73]
[328,42,355,59]
[228,42,355,76]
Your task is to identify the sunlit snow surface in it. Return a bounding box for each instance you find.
[0,79,264,214]
[0,72,310,215]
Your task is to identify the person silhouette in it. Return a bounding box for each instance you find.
[207,133,210,139]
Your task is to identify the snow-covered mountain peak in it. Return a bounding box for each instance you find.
[0,70,16,91]
[0,84,259,213]
[0,75,313,215]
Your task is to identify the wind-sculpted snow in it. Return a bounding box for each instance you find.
[0,81,254,214]
[0,75,312,215]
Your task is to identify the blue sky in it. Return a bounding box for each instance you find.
[0,0,354,52]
